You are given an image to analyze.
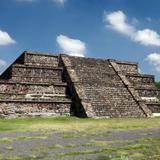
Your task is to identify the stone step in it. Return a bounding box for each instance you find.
[136,88,160,98]
[12,77,62,83]
[0,82,67,94]
[14,51,59,67]
[10,64,63,83]
[12,64,62,77]
[114,60,138,74]
[141,97,159,102]
[0,93,69,101]
[126,74,155,87]
[0,80,67,86]
[146,103,160,113]
[62,55,148,118]
[1,64,63,83]
[134,84,156,89]
[23,52,59,67]
[152,113,160,117]
[0,100,71,118]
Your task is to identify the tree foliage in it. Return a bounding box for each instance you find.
[155,81,160,88]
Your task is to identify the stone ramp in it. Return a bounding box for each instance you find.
[61,55,149,118]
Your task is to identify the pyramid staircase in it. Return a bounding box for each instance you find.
[112,60,160,117]
[0,51,160,118]
[0,51,71,117]
[61,55,160,118]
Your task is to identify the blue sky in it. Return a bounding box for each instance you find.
[0,0,160,80]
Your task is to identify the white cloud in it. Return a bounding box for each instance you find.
[0,59,7,66]
[56,35,86,57]
[104,10,160,47]
[104,11,135,36]
[0,30,16,46]
[146,17,152,22]
[146,53,160,72]
[52,0,67,5]
[135,29,160,46]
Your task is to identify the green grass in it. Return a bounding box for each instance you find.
[0,136,47,143]
[139,137,160,142]
[0,154,48,160]
[55,144,151,158]
[96,156,129,160]
[0,117,160,132]
[5,146,14,151]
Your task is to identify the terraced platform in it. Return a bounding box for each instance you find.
[0,52,71,117]
[0,51,159,118]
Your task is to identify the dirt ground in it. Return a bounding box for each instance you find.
[0,128,160,160]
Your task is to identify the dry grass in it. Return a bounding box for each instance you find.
[0,116,160,132]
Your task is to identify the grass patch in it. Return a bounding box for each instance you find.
[5,146,14,151]
[82,140,109,147]
[0,117,160,133]
[62,132,81,138]
[31,146,48,151]
[96,155,129,160]
[32,144,64,151]
[0,136,47,143]
[65,140,109,149]
[17,136,47,140]
[0,138,13,142]
[139,137,160,142]
[49,144,63,149]
[55,144,151,158]
[0,154,48,160]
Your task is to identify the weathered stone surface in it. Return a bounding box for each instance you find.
[0,51,159,118]
[0,52,71,117]
[115,60,138,74]
[61,55,150,118]
[0,102,71,117]
[24,52,59,66]
[0,82,67,95]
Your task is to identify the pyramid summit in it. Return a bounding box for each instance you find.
[0,51,159,118]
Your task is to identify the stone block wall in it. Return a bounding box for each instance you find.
[126,74,155,88]
[24,52,59,66]
[0,102,70,118]
[115,60,138,74]
[0,82,67,95]
[11,65,62,83]
[0,52,71,117]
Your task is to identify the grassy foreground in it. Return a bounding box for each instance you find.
[0,117,160,160]
[0,116,160,132]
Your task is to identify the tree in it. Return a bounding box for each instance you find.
[155,81,160,88]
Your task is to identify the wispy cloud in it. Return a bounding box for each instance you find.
[146,17,152,22]
[0,30,16,46]
[104,10,160,47]
[52,0,67,5]
[0,59,7,66]
[146,53,160,72]
[56,34,86,57]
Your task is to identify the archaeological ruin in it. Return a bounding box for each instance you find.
[0,51,160,118]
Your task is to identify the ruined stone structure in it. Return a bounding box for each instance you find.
[0,51,160,118]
